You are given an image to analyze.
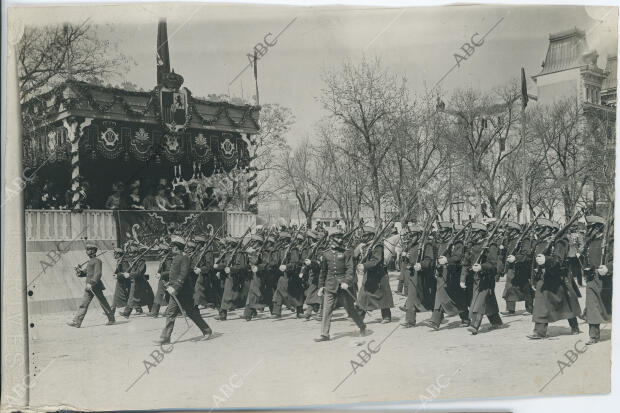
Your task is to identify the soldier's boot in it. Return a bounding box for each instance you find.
[271,304,282,318]
[303,306,313,320]
[135,306,144,314]
[568,317,581,334]
[120,307,132,319]
[501,301,516,315]
[396,280,404,294]
[148,304,160,318]
[381,308,392,323]
[587,324,600,345]
[216,309,227,321]
[296,306,304,318]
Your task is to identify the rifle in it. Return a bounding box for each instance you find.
[344,219,364,249]
[441,222,472,257]
[224,226,253,267]
[542,209,583,256]
[473,211,509,266]
[279,224,304,267]
[415,215,435,266]
[600,204,614,267]
[193,225,224,266]
[501,212,541,275]
[309,231,329,260]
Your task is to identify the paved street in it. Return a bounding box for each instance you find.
[27,272,610,410]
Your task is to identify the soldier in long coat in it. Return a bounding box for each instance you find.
[527,219,582,339]
[157,235,212,344]
[192,235,216,308]
[501,222,534,315]
[111,247,131,315]
[67,244,115,327]
[215,237,249,320]
[356,226,394,323]
[272,232,305,318]
[244,234,267,321]
[148,244,173,317]
[581,215,613,345]
[400,224,433,328]
[429,222,470,329]
[119,246,153,317]
[460,223,503,335]
[302,230,324,320]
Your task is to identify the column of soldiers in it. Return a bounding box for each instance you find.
[69,212,613,346]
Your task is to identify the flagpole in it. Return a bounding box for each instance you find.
[254,50,260,106]
[520,67,529,224]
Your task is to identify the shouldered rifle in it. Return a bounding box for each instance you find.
[193,225,224,266]
[542,210,583,256]
[280,225,304,266]
[416,215,435,265]
[508,212,542,258]
[309,231,329,260]
[224,226,253,267]
[473,211,509,266]
[344,219,364,249]
[442,221,472,257]
[360,215,398,264]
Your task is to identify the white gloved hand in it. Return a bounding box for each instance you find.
[155,272,161,278]
[357,264,365,272]
[472,263,482,273]
[402,252,408,258]
[251,265,258,273]
[224,267,231,274]
[460,281,466,289]
[597,265,609,276]
[86,283,93,291]
[194,267,201,274]
[438,256,448,266]
[507,255,515,263]
[499,245,504,250]
[166,286,175,295]
[318,287,324,297]
[123,272,130,278]
[279,264,286,272]
[536,254,546,266]
[413,263,422,272]
[576,252,581,258]
[340,282,349,290]
[304,259,311,266]
[299,272,304,278]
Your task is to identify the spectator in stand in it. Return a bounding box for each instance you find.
[79,181,91,209]
[155,184,174,211]
[187,182,202,210]
[169,185,186,210]
[142,185,157,210]
[105,182,125,210]
[202,187,219,211]
[128,180,144,210]
[40,180,58,209]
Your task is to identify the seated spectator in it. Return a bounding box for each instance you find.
[40,181,58,209]
[142,185,157,210]
[202,187,219,211]
[169,185,186,210]
[105,182,125,210]
[128,181,144,210]
[186,182,202,210]
[155,185,173,211]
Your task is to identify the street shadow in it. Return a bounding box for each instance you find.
[331,328,373,341]
[546,326,579,338]
[475,320,518,335]
[434,320,466,331]
[600,328,612,342]
[82,320,130,328]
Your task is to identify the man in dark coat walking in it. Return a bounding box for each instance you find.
[158,235,212,345]
[67,244,115,327]
[149,244,172,317]
[401,224,433,328]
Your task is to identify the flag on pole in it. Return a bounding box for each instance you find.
[521,67,529,109]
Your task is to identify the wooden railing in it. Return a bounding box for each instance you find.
[25,209,256,241]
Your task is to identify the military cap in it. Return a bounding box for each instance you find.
[186,240,197,249]
[454,224,465,231]
[438,222,453,229]
[585,215,605,226]
[279,231,291,239]
[251,234,264,242]
[170,235,186,247]
[267,236,276,243]
[296,233,305,241]
[407,224,423,233]
[194,235,207,243]
[505,221,521,231]
[363,226,376,234]
[113,247,123,254]
[471,223,487,231]
[85,243,98,250]
[327,228,344,237]
[536,218,555,228]
[307,230,320,240]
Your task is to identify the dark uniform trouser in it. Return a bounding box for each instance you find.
[74,288,114,326]
[470,312,502,330]
[567,257,582,286]
[505,293,533,313]
[534,317,579,336]
[430,308,469,326]
[160,296,210,341]
[321,289,365,337]
[589,324,600,340]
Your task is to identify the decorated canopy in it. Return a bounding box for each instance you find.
[21,19,261,211]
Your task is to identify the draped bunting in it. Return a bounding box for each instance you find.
[190,132,215,164]
[218,133,238,171]
[129,127,154,161]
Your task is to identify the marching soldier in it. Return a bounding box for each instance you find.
[216,236,250,321]
[192,235,216,309]
[119,245,153,318]
[581,215,612,345]
[356,226,394,324]
[429,222,470,329]
[272,231,305,318]
[67,243,115,328]
[460,222,503,335]
[400,224,433,328]
[501,221,534,315]
[301,230,324,320]
[111,247,131,316]
[158,235,212,344]
[244,233,267,321]
[314,229,367,342]
[527,218,582,340]
[148,243,173,317]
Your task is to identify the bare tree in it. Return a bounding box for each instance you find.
[316,123,367,227]
[443,82,522,218]
[17,21,131,102]
[278,140,327,227]
[530,98,593,217]
[320,57,408,225]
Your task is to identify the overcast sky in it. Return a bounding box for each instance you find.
[14,3,618,145]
